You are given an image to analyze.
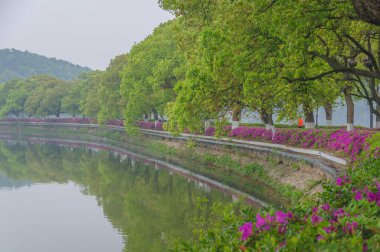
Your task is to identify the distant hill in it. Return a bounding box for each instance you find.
[0,48,92,82]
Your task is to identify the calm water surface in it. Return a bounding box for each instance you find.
[0,140,235,252]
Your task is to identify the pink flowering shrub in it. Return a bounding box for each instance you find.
[205,127,215,136]
[199,126,377,162]
[176,158,380,251]
[228,127,273,141]
[233,158,380,250]
[105,120,124,127]
[137,121,164,131]
[327,129,373,161]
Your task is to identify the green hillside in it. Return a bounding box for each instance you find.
[0,48,92,82]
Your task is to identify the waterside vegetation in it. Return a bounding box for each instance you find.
[1,0,380,250]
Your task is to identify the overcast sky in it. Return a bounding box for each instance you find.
[0,0,173,70]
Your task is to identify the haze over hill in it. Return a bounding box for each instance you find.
[0,48,92,82]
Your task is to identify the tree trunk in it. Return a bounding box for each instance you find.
[204,120,210,131]
[304,111,315,129]
[376,106,380,128]
[260,108,275,133]
[304,104,315,129]
[343,86,355,131]
[152,108,159,128]
[324,103,333,126]
[144,113,149,122]
[232,107,241,129]
[352,0,380,26]
[152,108,159,121]
[260,109,271,130]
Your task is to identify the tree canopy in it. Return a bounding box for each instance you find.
[1,1,379,130]
[120,20,185,132]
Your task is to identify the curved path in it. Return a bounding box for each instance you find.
[0,122,346,178]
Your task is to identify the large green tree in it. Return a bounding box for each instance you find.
[159,0,379,130]
[24,75,67,117]
[78,71,103,118]
[120,20,185,132]
[0,80,28,117]
[97,54,128,123]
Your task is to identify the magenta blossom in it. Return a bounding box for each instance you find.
[336,177,343,186]
[355,191,363,201]
[336,176,350,186]
[286,212,293,219]
[239,222,253,241]
[333,208,347,219]
[367,191,376,202]
[343,221,358,235]
[317,235,325,241]
[256,213,274,231]
[275,211,289,224]
[321,203,330,211]
[323,226,334,234]
[256,213,266,230]
[267,215,275,223]
[311,214,323,225]
[278,225,287,235]
[363,243,368,252]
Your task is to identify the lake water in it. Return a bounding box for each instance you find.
[0,139,239,252]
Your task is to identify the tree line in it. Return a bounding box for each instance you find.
[1,1,380,132]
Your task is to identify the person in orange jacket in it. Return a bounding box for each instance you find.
[297,118,304,128]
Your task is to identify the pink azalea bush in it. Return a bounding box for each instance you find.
[176,158,380,251]
[105,120,124,127]
[137,121,164,130]
[228,126,273,141]
[199,126,377,162]
[237,176,380,249]
[204,127,216,136]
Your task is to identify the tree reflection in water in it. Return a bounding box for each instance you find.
[0,140,233,251]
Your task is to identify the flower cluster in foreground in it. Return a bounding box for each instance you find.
[173,158,380,251]
[237,170,380,251]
